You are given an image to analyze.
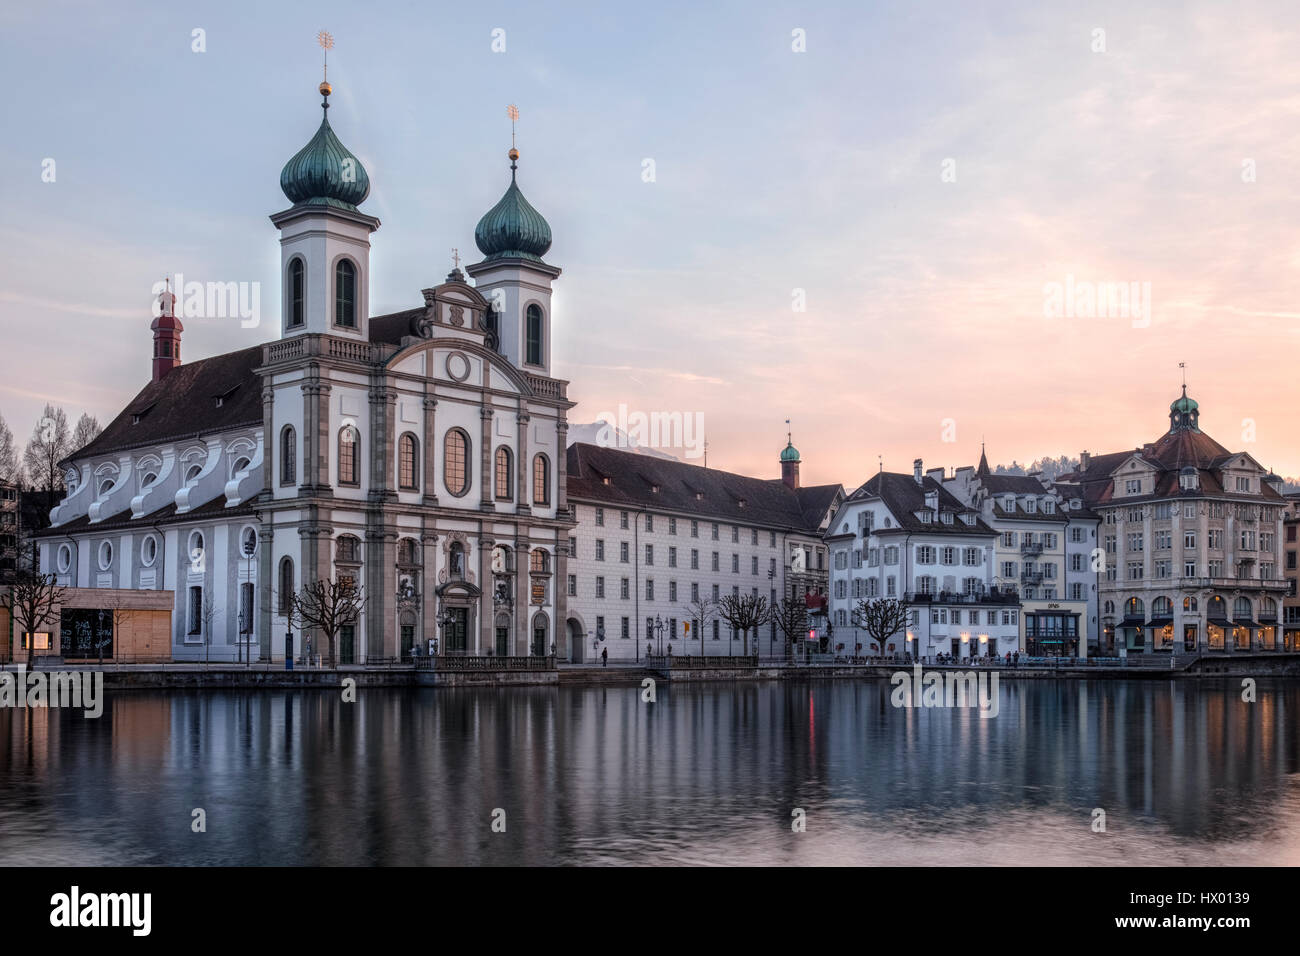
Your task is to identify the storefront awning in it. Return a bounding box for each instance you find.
[1207,617,1232,628]
[1230,620,1259,629]
[1147,616,1173,627]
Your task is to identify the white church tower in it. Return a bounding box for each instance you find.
[270,79,379,340]
[464,147,560,375]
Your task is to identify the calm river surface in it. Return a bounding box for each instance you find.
[2,678,1299,865]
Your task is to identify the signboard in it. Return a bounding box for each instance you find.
[531,581,546,605]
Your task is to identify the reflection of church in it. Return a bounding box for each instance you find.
[37,78,575,662]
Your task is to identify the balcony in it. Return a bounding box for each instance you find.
[1020,542,1044,557]
[1021,570,1044,585]
[905,589,1019,606]
[1177,577,1290,592]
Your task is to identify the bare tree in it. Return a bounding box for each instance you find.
[0,410,18,485]
[771,596,809,661]
[69,413,102,456]
[22,404,70,516]
[287,578,367,668]
[1,570,66,663]
[718,592,769,657]
[852,597,913,659]
[679,593,719,657]
[200,593,222,666]
[102,591,136,665]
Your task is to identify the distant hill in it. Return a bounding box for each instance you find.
[566,423,679,461]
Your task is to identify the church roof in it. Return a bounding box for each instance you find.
[848,472,995,537]
[66,345,265,464]
[279,88,370,210]
[566,442,838,533]
[474,157,552,263]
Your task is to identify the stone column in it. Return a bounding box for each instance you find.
[370,386,397,500]
[366,521,397,660]
[479,534,494,655]
[516,410,531,514]
[515,531,530,655]
[422,396,439,505]
[421,527,438,654]
[258,526,274,661]
[480,405,494,511]
[556,419,569,513]
[555,536,568,660]
[262,386,275,497]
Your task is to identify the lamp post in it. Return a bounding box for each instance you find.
[654,614,664,656]
[437,607,454,658]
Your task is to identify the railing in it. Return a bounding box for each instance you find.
[1020,542,1044,557]
[424,655,555,671]
[1020,571,1044,584]
[1175,576,1290,591]
[905,590,1019,605]
[646,655,758,669]
[525,373,567,400]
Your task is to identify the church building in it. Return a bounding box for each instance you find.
[36,80,576,663]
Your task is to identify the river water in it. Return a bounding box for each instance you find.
[2,678,1298,865]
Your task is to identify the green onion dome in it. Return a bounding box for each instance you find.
[474,151,552,262]
[780,440,801,462]
[279,84,370,210]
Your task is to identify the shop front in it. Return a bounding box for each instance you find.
[1024,604,1083,657]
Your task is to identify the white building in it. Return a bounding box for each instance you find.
[826,459,1021,660]
[37,82,575,663]
[940,448,1098,657]
[564,438,842,660]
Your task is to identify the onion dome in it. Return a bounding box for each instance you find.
[780,440,801,462]
[279,83,370,210]
[474,150,552,262]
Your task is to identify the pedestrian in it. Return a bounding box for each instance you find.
[1013,650,1020,667]
[601,646,608,668]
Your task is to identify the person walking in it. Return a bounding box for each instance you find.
[601,646,608,668]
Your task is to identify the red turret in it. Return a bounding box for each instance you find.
[152,279,183,382]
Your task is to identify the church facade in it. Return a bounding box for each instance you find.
[37,82,576,663]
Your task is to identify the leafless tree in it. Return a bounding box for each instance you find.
[200,593,222,666]
[22,404,70,516]
[771,596,809,660]
[287,578,367,668]
[679,594,719,656]
[1,569,66,663]
[69,413,102,456]
[0,410,18,485]
[718,592,769,657]
[851,597,913,659]
[102,591,136,665]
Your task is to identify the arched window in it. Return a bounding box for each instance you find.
[281,426,296,484]
[335,259,356,328]
[532,453,549,506]
[449,541,465,578]
[189,531,205,568]
[288,258,305,327]
[338,425,359,485]
[1233,597,1252,620]
[279,557,294,613]
[444,428,469,496]
[1124,597,1144,619]
[495,446,513,500]
[1184,596,1198,612]
[1153,597,1173,616]
[1208,595,1226,617]
[525,304,543,365]
[1260,597,1278,619]
[398,433,419,490]
[530,548,549,574]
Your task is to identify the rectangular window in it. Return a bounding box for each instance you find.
[691,521,699,538]
[691,549,699,570]
[621,617,629,639]
[669,581,677,602]
[620,511,629,529]
[595,507,604,527]
[596,539,605,561]
[620,578,629,600]
[669,546,677,568]
[188,586,203,635]
[669,517,677,535]
[645,544,654,566]
[712,552,720,571]
[596,576,605,598]
[567,574,577,596]
[620,542,629,563]
[646,579,654,601]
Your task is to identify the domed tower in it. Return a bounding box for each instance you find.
[780,432,801,490]
[464,147,560,373]
[270,81,380,339]
[1169,385,1200,432]
[151,278,183,382]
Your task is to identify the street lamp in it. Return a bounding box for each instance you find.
[437,607,455,657]
[654,614,665,656]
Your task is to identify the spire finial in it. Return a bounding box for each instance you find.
[317,31,334,109]
[506,104,520,175]
[451,248,461,270]
[1179,360,1186,394]
[785,418,792,446]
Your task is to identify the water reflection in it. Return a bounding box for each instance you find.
[1,679,1298,865]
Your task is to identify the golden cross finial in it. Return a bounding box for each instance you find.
[451,248,461,270]
[507,104,519,148]
[317,30,334,81]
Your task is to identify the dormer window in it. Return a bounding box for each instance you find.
[1125,479,1142,495]
[1025,498,1036,514]
[131,402,156,424]
[738,498,747,509]
[1044,499,1055,513]
[941,512,953,524]
[919,511,932,523]
[601,476,611,486]
[214,385,239,408]
[1004,496,1014,510]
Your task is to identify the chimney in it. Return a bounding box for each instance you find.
[913,458,923,485]
[151,280,183,382]
[1079,450,1091,472]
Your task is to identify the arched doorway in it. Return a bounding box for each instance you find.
[567,617,586,663]
[531,612,549,657]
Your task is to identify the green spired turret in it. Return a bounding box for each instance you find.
[1169,385,1201,432]
[474,150,553,262]
[279,82,371,210]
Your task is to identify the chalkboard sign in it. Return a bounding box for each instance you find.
[60,608,113,659]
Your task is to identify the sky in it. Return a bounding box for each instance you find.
[2,0,1299,488]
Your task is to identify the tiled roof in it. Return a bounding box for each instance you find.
[566,442,839,533]
[68,345,265,463]
[851,472,995,536]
